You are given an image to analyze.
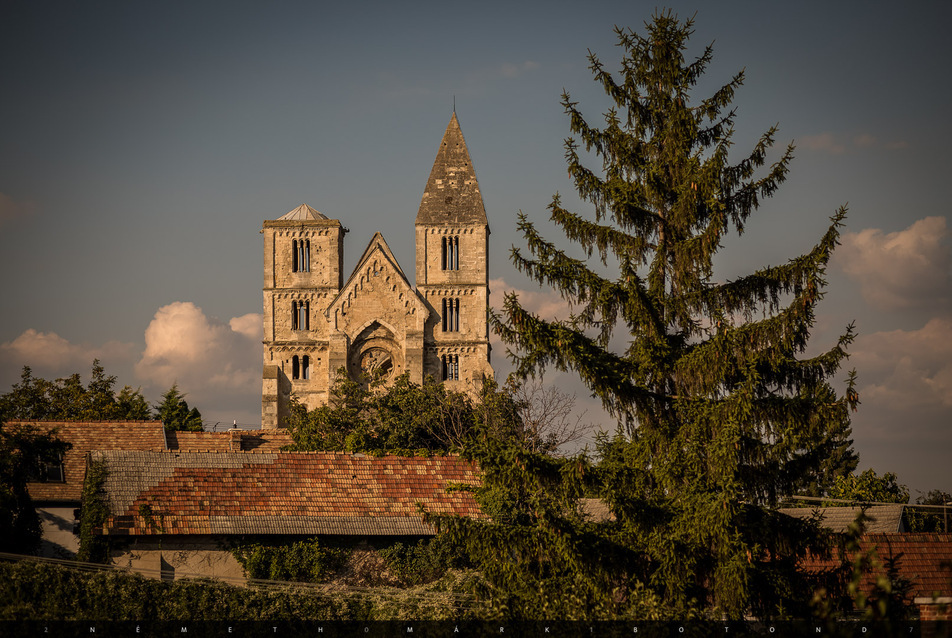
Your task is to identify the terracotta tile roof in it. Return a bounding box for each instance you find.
[166,429,293,452]
[800,533,952,601]
[780,505,906,533]
[92,450,481,537]
[13,421,166,502]
[164,430,232,452]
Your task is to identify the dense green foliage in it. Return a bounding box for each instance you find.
[232,538,350,583]
[0,560,478,621]
[0,362,151,423]
[828,469,909,505]
[75,459,110,563]
[153,383,203,432]
[231,536,469,589]
[0,423,71,554]
[0,361,204,432]
[909,490,952,533]
[286,372,521,454]
[377,536,471,587]
[439,13,861,618]
[827,470,951,533]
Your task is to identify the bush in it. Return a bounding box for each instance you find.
[378,536,470,586]
[232,537,349,583]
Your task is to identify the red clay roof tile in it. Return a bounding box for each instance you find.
[93,450,481,537]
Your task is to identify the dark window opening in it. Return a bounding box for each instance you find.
[302,355,310,380]
[292,300,309,331]
[29,454,65,483]
[292,239,310,273]
[441,354,459,381]
[292,355,300,380]
[442,297,459,332]
[441,236,459,271]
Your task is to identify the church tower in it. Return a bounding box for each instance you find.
[261,204,344,428]
[415,113,493,388]
[261,113,493,429]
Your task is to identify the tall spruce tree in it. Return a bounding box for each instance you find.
[487,14,858,617]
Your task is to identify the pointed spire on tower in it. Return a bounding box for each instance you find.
[416,113,487,225]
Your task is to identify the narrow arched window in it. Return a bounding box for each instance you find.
[303,239,310,272]
[292,355,300,380]
[441,236,460,271]
[292,240,299,272]
[291,301,299,330]
[441,354,459,381]
[304,300,310,331]
[302,355,310,380]
[442,298,460,332]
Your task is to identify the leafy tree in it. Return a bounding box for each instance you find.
[828,469,909,504]
[0,361,151,422]
[115,386,152,421]
[475,13,858,617]
[153,384,203,432]
[827,471,952,533]
[286,371,521,454]
[0,367,52,421]
[0,423,71,554]
[908,489,952,533]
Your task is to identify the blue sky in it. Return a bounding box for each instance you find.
[1,1,949,495]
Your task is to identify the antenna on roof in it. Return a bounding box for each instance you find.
[453,95,456,113]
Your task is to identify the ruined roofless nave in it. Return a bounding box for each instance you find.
[261,113,494,428]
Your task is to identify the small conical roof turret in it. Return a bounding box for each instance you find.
[276,203,328,221]
[416,113,487,225]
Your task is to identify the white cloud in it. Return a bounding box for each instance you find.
[135,302,262,400]
[852,317,952,410]
[0,192,36,227]
[490,276,570,320]
[835,216,951,311]
[0,329,135,378]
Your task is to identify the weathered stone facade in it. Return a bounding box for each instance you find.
[262,114,493,428]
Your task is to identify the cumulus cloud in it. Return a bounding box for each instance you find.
[0,329,135,379]
[490,277,570,319]
[852,318,952,410]
[0,192,37,227]
[135,302,262,399]
[488,277,572,349]
[835,216,951,311]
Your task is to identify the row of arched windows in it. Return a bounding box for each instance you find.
[291,300,310,330]
[292,355,310,380]
[442,298,459,332]
[441,354,459,381]
[292,239,310,272]
[441,236,459,270]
